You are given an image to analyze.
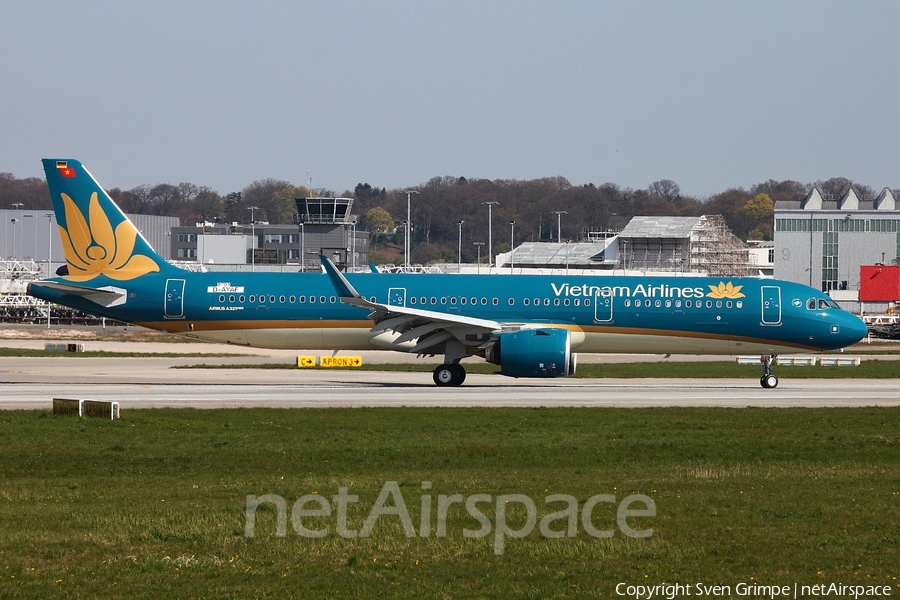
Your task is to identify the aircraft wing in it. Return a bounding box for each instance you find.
[320,255,500,354]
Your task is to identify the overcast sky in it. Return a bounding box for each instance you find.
[2,1,899,198]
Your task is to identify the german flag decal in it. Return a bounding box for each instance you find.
[56,161,76,178]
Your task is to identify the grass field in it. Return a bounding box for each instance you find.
[1,407,898,599]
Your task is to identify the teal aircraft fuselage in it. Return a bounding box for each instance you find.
[27,158,869,388]
[31,268,867,355]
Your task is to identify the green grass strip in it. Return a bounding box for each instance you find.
[0,348,247,358]
[0,407,898,598]
[175,359,900,378]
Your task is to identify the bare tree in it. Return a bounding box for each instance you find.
[648,180,681,202]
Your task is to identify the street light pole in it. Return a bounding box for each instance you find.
[509,220,515,273]
[482,201,499,270]
[401,190,420,269]
[457,220,464,273]
[552,210,567,243]
[473,242,485,275]
[246,206,259,271]
[299,221,305,273]
[10,218,18,260]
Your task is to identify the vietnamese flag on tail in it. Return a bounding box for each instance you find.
[56,161,76,178]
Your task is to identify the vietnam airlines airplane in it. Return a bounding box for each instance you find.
[28,159,869,388]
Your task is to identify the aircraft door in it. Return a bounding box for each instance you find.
[594,293,613,322]
[761,286,782,325]
[388,287,407,307]
[165,279,186,319]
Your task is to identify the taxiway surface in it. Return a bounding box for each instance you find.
[2,331,898,409]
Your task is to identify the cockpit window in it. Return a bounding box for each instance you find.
[807,299,816,310]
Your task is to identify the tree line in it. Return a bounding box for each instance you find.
[1,169,891,264]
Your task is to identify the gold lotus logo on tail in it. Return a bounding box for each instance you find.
[58,192,161,281]
[706,281,745,299]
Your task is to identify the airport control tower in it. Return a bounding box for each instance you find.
[295,197,367,271]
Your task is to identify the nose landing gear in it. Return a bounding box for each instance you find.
[760,355,778,388]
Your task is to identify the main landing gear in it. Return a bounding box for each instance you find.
[433,363,466,387]
[432,339,468,387]
[760,355,778,389]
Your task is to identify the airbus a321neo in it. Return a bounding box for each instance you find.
[28,159,869,388]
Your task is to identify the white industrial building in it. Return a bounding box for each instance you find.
[774,186,899,310]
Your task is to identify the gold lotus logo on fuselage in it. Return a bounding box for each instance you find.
[58,192,161,281]
[706,281,745,299]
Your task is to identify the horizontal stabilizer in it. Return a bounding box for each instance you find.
[28,281,127,307]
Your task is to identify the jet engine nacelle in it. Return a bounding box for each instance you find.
[485,328,576,378]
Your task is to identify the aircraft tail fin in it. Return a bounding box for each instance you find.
[42,159,174,282]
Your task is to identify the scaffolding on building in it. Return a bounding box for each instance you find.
[616,215,754,276]
[689,215,754,277]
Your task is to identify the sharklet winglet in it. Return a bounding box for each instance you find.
[320,254,364,301]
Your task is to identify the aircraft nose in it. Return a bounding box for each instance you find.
[838,312,869,347]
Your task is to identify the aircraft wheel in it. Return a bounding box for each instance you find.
[450,363,466,386]
[760,374,778,389]
[433,364,456,387]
